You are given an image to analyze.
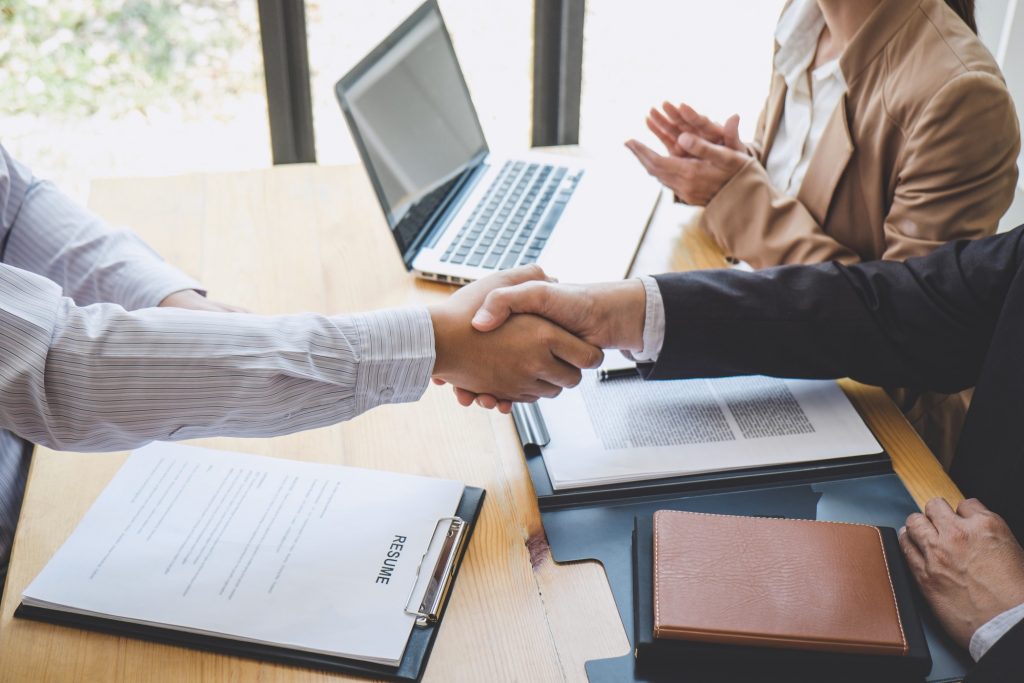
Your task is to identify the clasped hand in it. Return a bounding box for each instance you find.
[431,272,646,413]
[427,266,608,407]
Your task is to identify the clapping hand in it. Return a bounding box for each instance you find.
[628,101,750,206]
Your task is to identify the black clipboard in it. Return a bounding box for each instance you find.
[512,401,972,683]
[15,486,485,682]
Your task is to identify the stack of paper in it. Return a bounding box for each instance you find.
[538,372,881,490]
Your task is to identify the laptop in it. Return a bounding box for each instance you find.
[335,0,659,284]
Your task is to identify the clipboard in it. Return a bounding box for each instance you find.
[512,403,972,683]
[16,486,485,682]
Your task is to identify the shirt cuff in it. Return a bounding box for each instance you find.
[629,275,665,362]
[970,602,1024,662]
[351,307,435,416]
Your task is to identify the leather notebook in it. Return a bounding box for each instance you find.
[633,510,932,681]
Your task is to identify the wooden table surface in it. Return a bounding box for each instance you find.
[0,158,963,683]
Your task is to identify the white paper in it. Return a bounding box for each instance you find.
[22,442,465,666]
[538,374,881,489]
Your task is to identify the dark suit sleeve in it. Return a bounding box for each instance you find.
[966,618,1024,683]
[645,226,1024,393]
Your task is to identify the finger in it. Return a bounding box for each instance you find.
[495,263,550,288]
[723,114,744,152]
[475,394,499,410]
[924,497,957,529]
[903,511,938,548]
[625,139,667,177]
[956,498,989,517]
[646,115,683,155]
[496,399,514,414]
[533,353,584,390]
[453,386,478,407]
[530,379,565,399]
[625,139,658,176]
[650,107,681,137]
[472,280,552,331]
[549,331,604,370]
[898,526,928,580]
[676,102,726,142]
[662,102,702,137]
[432,377,446,385]
[678,133,737,168]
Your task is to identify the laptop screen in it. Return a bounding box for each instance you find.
[337,3,488,257]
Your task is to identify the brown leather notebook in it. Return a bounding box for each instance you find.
[652,509,908,656]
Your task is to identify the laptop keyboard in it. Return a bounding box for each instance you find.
[440,161,583,269]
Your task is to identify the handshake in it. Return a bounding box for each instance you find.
[427,266,648,412]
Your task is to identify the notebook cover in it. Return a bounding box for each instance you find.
[633,512,931,681]
[14,486,485,683]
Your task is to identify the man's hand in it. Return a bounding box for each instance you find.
[471,279,647,351]
[443,278,646,411]
[899,498,1024,649]
[428,266,604,408]
[159,289,249,313]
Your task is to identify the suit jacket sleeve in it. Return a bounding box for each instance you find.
[698,72,1019,268]
[966,618,1024,683]
[645,226,1024,394]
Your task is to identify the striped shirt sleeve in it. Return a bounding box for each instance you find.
[0,144,202,309]
[0,262,435,451]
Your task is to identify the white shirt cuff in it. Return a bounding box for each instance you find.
[969,601,1024,662]
[629,275,665,362]
[351,307,435,416]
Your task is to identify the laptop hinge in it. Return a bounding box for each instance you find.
[402,153,489,268]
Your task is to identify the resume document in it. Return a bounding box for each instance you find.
[21,442,465,666]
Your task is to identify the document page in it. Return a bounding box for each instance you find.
[22,442,465,665]
[538,372,880,489]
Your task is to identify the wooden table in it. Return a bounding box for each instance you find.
[0,160,963,682]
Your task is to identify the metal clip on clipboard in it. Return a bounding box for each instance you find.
[511,403,550,449]
[404,516,469,627]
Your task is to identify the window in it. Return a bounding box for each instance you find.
[0,0,270,201]
[579,1,786,151]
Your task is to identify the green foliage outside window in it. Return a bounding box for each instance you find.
[0,0,261,118]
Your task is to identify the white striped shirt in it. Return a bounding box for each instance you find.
[0,144,435,586]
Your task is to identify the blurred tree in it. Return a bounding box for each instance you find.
[0,0,261,118]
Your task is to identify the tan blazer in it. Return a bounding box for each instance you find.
[699,0,1020,467]
[702,0,1020,269]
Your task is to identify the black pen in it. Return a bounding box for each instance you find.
[598,366,638,381]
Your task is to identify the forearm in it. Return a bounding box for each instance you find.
[702,159,860,268]
[0,264,433,451]
[1,146,201,309]
[646,229,1024,391]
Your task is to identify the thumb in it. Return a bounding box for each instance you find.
[471,281,551,332]
[723,114,743,152]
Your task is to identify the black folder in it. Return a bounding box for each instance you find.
[513,404,972,683]
[631,514,932,682]
[15,486,485,682]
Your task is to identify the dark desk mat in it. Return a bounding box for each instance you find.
[537,474,971,683]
